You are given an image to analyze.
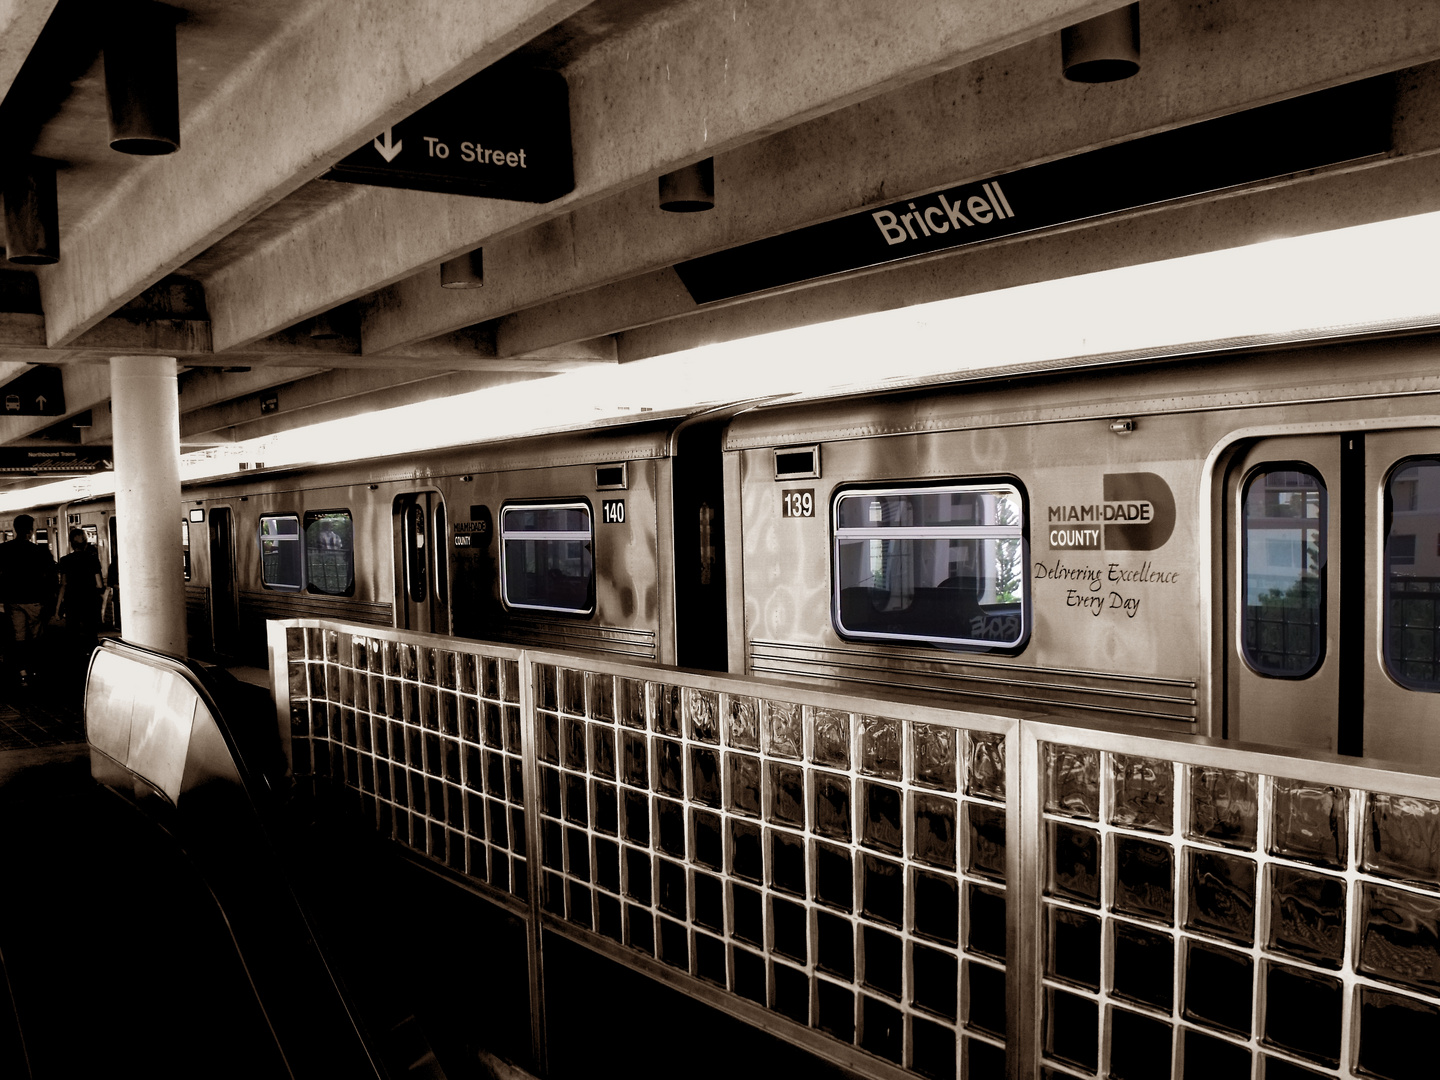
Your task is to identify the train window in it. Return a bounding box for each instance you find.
[433,501,448,604]
[304,509,355,597]
[832,484,1026,648]
[500,502,594,615]
[403,502,427,604]
[1384,457,1440,691]
[1240,466,1326,678]
[181,519,191,581]
[258,514,303,590]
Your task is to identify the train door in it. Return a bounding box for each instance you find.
[208,506,239,656]
[394,491,450,633]
[1224,429,1440,763]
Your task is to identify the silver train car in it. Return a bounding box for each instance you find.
[13,329,1440,766]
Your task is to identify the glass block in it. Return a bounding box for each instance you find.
[728,753,761,818]
[959,1036,999,1080]
[589,724,616,780]
[695,931,725,986]
[862,853,904,927]
[657,857,685,917]
[596,893,623,942]
[1363,792,1440,888]
[692,808,723,869]
[770,830,806,896]
[480,656,498,699]
[689,747,721,808]
[965,730,1006,800]
[1269,778,1349,869]
[656,798,684,858]
[966,881,1005,960]
[1043,743,1099,820]
[652,682,681,736]
[398,642,417,680]
[766,761,805,828]
[1265,865,1345,968]
[772,962,809,1024]
[861,995,903,1063]
[562,716,586,771]
[622,789,649,846]
[1356,986,1440,1080]
[762,699,803,759]
[816,980,854,1043]
[1107,1007,1172,1080]
[771,895,807,962]
[618,678,647,729]
[1357,882,1440,993]
[814,840,855,912]
[1110,755,1173,833]
[730,820,763,882]
[1111,922,1173,1011]
[1047,822,1101,906]
[588,672,614,722]
[809,707,851,769]
[811,772,851,841]
[913,793,958,872]
[860,781,903,855]
[1183,940,1253,1037]
[559,668,585,716]
[862,925,903,999]
[1046,905,1100,991]
[731,883,763,946]
[962,801,1003,880]
[655,738,683,797]
[563,772,588,826]
[627,904,654,955]
[725,694,759,750]
[623,847,652,905]
[858,715,902,779]
[1043,986,1098,1072]
[815,909,854,980]
[685,687,720,743]
[501,659,520,704]
[504,706,521,752]
[912,942,958,1021]
[1181,1029,1249,1077]
[913,723,957,791]
[534,664,557,711]
[621,731,647,788]
[965,961,1006,1039]
[1261,962,1341,1068]
[732,947,765,1004]
[594,837,620,893]
[1185,849,1256,945]
[658,917,687,969]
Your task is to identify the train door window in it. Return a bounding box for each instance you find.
[832,483,1026,648]
[258,513,303,590]
[1384,457,1440,691]
[304,509,355,596]
[402,501,428,603]
[1240,466,1326,677]
[500,502,594,615]
[182,519,191,580]
[433,501,448,604]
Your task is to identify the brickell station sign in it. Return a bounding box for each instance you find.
[324,68,573,203]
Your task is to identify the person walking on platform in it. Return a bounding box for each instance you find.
[0,514,57,689]
[57,528,104,670]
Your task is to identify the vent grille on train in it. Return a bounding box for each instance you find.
[774,445,820,480]
[595,463,628,490]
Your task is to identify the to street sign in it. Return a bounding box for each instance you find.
[0,365,64,416]
[323,68,573,203]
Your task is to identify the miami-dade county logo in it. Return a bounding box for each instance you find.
[1047,473,1175,551]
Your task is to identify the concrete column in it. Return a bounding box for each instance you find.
[110,355,186,655]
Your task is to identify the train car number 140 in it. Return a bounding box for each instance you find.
[782,489,814,518]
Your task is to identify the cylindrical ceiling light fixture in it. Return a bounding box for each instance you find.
[440,249,484,289]
[1062,3,1141,83]
[659,158,715,212]
[104,1,181,154]
[2,159,60,265]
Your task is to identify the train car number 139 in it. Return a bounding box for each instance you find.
[782,489,814,518]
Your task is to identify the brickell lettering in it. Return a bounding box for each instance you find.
[1034,559,1181,620]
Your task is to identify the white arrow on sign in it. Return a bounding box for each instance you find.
[373,127,403,162]
[35,395,46,409]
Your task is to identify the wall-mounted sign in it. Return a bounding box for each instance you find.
[0,446,113,475]
[675,76,1391,304]
[324,68,573,203]
[0,366,64,416]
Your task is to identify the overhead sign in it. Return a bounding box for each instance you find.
[0,366,64,416]
[675,76,1391,304]
[0,446,113,475]
[323,68,573,203]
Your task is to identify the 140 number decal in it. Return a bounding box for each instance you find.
[782,489,814,518]
[602,499,626,524]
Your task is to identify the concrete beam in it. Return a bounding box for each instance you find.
[203,0,1126,352]
[612,149,1440,364]
[36,0,594,347]
[363,0,1440,354]
[0,0,59,100]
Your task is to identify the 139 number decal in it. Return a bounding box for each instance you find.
[782,489,814,518]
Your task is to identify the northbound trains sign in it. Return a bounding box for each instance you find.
[324,68,573,203]
[675,76,1391,303]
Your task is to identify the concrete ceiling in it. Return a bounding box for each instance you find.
[1,0,1438,489]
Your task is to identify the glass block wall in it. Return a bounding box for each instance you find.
[283,625,530,901]
[1036,738,1440,1080]
[530,662,1012,1079]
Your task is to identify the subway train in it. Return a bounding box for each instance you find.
[12,326,1440,768]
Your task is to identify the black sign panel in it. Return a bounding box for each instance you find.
[324,68,573,203]
[676,77,1392,304]
[0,366,64,416]
[0,445,112,475]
